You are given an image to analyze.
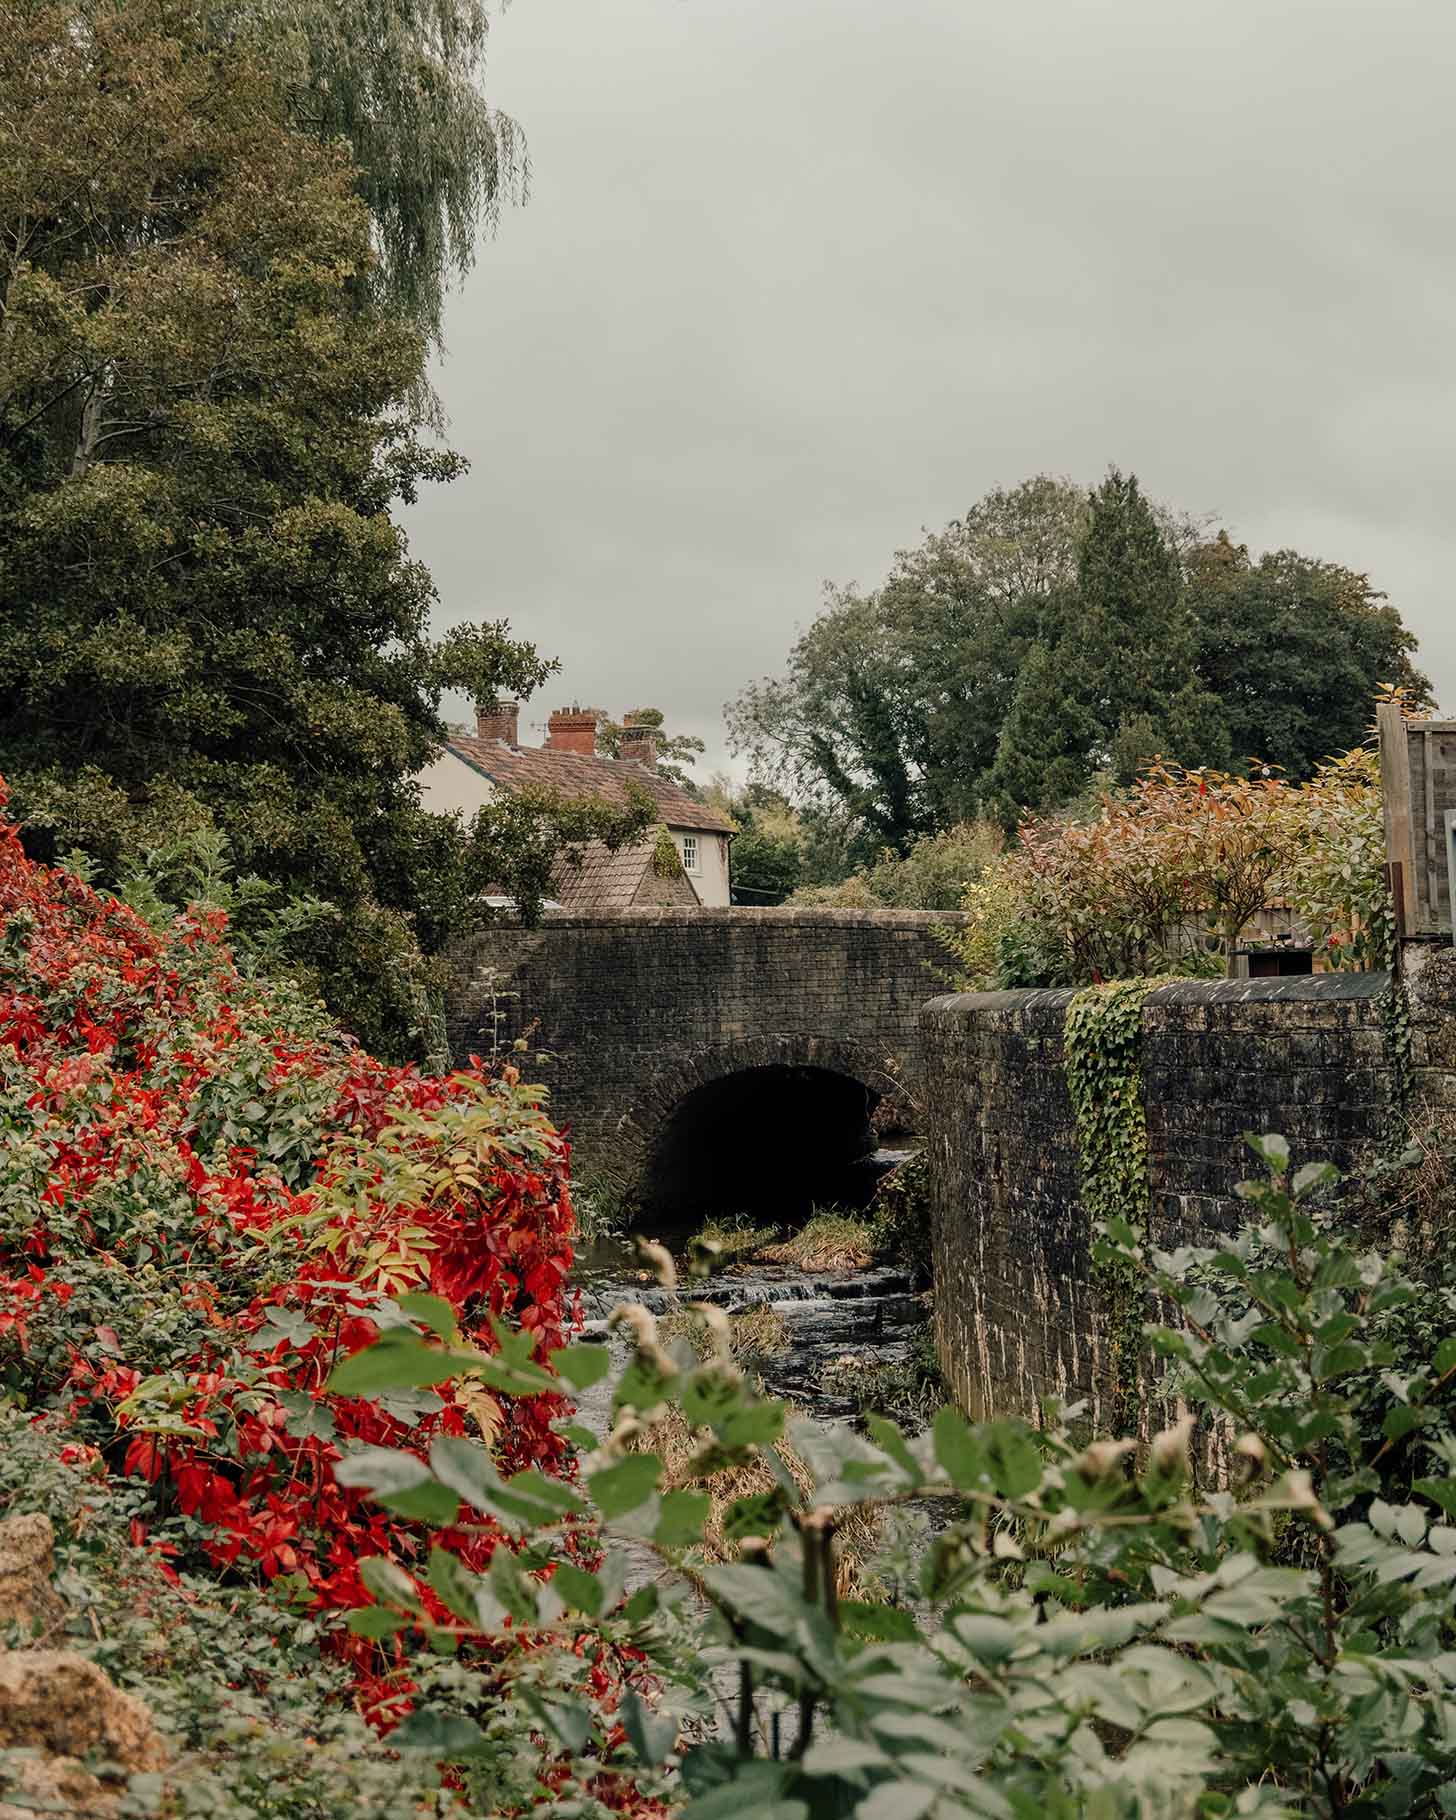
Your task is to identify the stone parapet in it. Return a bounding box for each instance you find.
[446,909,967,1192]
[920,973,1397,1429]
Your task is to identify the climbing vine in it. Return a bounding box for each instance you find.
[1063,978,1167,1433]
[651,827,683,879]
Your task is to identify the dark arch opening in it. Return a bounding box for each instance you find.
[639,1065,886,1229]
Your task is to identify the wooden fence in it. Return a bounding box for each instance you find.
[1379,701,1456,939]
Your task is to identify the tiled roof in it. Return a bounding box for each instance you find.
[552,841,701,911]
[445,737,735,834]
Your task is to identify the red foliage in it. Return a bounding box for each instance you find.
[0,780,585,1720]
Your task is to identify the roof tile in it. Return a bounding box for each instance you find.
[446,737,734,833]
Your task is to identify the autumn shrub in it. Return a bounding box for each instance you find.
[945,744,1390,988]
[0,780,663,1810]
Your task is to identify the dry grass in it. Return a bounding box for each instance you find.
[640,1399,880,1597]
[659,1301,790,1363]
[632,1303,879,1594]
[688,1217,779,1266]
[755,1212,876,1271]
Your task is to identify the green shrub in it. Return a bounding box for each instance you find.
[335,1133,1456,1818]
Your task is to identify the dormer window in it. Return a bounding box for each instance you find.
[680,835,700,874]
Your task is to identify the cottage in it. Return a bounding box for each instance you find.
[416,702,734,908]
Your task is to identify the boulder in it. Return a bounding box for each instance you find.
[0,1651,166,1772]
[0,1749,125,1819]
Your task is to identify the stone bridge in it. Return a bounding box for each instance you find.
[445,907,961,1221]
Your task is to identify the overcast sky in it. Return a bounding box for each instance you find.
[404,0,1456,775]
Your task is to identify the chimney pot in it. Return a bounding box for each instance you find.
[546,707,601,755]
[476,700,519,745]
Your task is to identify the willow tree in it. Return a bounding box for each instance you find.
[244,0,526,358]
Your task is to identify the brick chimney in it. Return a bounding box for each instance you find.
[545,706,601,755]
[475,700,519,745]
[618,714,661,771]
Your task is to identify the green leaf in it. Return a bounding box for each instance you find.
[390,1709,490,1758]
[1293,1160,1339,1198]
[427,1547,483,1626]
[932,1407,986,1490]
[396,1291,461,1345]
[489,1547,540,1626]
[622,1689,678,1765]
[358,1554,423,1613]
[722,1490,788,1541]
[1436,1338,1456,1376]
[655,1489,711,1547]
[375,1385,446,1427]
[551,1562,603,1616]
[856,1782,936,1820]
[535,1695,592,1754]
[1246,1133,1291,1170]
[277,1388,337,1443]
[333,1446,432,1497]
[589,1455,661,1518]
[249,1308,319,1354]
[345,1605,408,1639]
[327,1330,466,1396]
[865,1414,922,1484]
[624,1584,659,1621]
[719,1401,786,1450]
[552,1343,613,1391]
[702,1563,808,1632]
[503,1469,585,1521]
[802,1738,889,1777]
[985,1423,1044,1499]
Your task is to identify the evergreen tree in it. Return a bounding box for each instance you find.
[983,643,1099,824]
[1061,468,1227,773]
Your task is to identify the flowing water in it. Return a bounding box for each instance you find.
[571,1148,924,1426]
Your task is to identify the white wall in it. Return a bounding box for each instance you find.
[416,750,497,820]
[675,829,730,907]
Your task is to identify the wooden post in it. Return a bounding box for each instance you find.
[1378,701,1419,935]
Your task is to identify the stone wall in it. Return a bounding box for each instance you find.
[446,907,962,1191]
[920,973,1398,1427]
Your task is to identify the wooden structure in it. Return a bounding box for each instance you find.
[1379,702,1456,940]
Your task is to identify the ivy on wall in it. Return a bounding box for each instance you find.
[1063,978,1168,1433]
[651,827,684,879]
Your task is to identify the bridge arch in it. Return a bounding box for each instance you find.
[446,906,964,1210]
[617,1037,903,1228]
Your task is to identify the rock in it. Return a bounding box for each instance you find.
[0,1651,166,1774]
[0,1749,124,1819]
[0,1516,64,1639]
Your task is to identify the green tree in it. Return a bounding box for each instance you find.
[1187,532,1431,776]
[727,587,935,862]
[1064,466,1229,776]
[243,0,524,362]
[726,478,1088,854]
[983,641,1102,824]
[595,706,706,791]
[0,0,643,1055]
[884,476,1085,826]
